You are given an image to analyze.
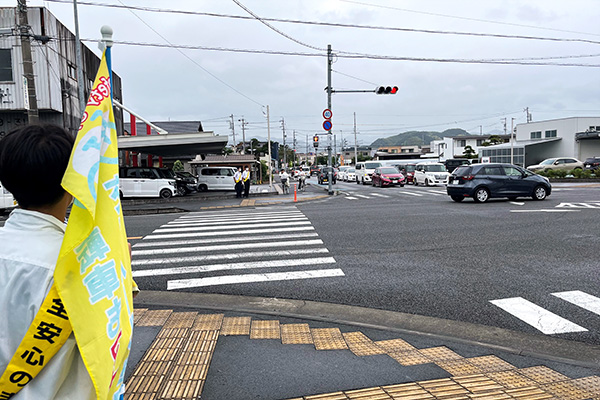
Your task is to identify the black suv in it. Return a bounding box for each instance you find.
[583,157,600,170]
[444,158,470,174]
[318,167,337,184]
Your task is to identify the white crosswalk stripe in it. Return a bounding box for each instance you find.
[489,291,600,335]
[131,207,344,289]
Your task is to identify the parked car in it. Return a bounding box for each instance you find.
[444,158,471,174]
[310,166,321,176]
[119,167,177,199]
[345,167,356,182]
[413,163,450,186]
[196,167,236,191]
[318,166,337,184]
[371,167,405,187]
[175,171,198,193]
[355,161,383,185]
[583,157,600,170]
[446,163,551,203]
[393,163,416,184]
[526,157,584,172]
[337,166,350,181]
[157,168,187,196]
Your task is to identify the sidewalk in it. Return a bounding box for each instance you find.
[126,291,600,400]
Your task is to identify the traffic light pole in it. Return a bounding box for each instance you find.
[327,45,333,196]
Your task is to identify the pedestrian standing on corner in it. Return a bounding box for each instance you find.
[234,167,243,198]
[242,166,251,198]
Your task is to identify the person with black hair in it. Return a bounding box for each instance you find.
[0,124,95,398]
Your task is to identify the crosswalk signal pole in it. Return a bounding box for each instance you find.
[327,44,333,196]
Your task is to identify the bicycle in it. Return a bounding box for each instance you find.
[298,176,306,192]
[281,178,290,194]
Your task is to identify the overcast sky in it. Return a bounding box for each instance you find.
[12,0,600,148]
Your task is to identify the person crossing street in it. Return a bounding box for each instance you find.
[234,167,243,198]
[242,166,251,198]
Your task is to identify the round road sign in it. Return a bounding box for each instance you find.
[323,109,332,119]
[323,120,332,131]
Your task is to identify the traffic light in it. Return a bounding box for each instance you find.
[376,86,398,94]
[313,135,319,148]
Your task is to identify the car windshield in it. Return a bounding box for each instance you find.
[426,165,447,172]
[380,167,399,174]
[365,162,381,169]
[348,168,355,172]
[540,159,556,165]
[453,166,471,176]
[403,165,415,172]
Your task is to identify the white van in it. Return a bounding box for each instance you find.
[355,161,382,185]
[196,167,237,191]
[413,162,450,186]
[119,167,177,199]
[0,181,16,211]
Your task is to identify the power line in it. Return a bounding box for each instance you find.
[42,0,600,46]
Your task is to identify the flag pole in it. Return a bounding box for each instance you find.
[100,25,113,101]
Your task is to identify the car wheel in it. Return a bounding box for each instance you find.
[451,195,464,202]
[119,190,124,200]
[177,186,186,196]
[400,184,404,187]
[414,179,418,186]
[532,185,547,201]
[160,189,173,199]
[378,180,383,188]
[425,179,430,187]
[473,187,490,203]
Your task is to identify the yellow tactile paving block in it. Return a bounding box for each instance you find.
[135,309,173,326]
[503,386,555,399]
[465,356,515,374]
[345,386,391,399]
[542,380,594,400]
[388,350,431,366]
[418,378,471,399]
[518,366,570,385]
[435,359,484,376]
[452,375,504,393]
[311,328,348,350]
[281,323,314,345]
[486,370,537,389]
[250,320,281,339]
[572,376,600,393]
[343,332,387,357]
[466,390,512,400]
[163,311,198,329]
[220,316,251,335]
[133,308,148,325]
[192,313,224,331]
[375,338,417,353]
[382,382,434,399]
[419,346,463,362]
[304,392,348,399]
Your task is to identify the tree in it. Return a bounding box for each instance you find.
[488,135,503,145]
[463,145,477,159]
[172,160,184,171]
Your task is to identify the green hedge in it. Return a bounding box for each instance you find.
[536,168,597,179]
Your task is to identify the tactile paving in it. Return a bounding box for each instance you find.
[388,350,431,366]
[192,313,224,331]
[163,312,198,329]
[418,378,470,399]
[452,375,504,393]
[135,309,173,326]
[133,308,148,324]
[304,392,348,399]
[503,386,554,399]
[466,356,515,373]
[542,380,593,400]
[345,386,391,399]
[518,366,569,384]
[419,346,463,362]
[487,371,537,389]
[250,320,281,339]
[375,338,417,353]
[311,328,348,350]
[435,359,483,376]
[281,323,313,344]
[343,332,387,357]
[572,375,600,393]
[465,390,511,399]
[220,316,251,335]
[382,382,434,399]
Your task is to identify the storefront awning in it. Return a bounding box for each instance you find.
[117,132,228,157]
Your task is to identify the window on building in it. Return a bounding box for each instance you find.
[0,49,13,81]
[476,139,484,146]
[457,140,466,147]
[545,130,557,138]
[67,63,77,80]
[530,131,542,139]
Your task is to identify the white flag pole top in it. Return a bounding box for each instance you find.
[98,25,113,52]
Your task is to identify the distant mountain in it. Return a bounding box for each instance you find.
[370,128,470,148]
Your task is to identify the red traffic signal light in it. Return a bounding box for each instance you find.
[313,135,319,148]
[376,86,398,94]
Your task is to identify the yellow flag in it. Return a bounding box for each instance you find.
[55,48,133,400]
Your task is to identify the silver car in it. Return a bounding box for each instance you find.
[527,157,583,172]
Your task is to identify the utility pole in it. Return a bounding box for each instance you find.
[353,112,358,166]
[229,114,236,151]
[280,118,287,168]
[524,107,532,123]
[238,117,247,154]
[73,0,85,114]
[17,0,39,124]
[326,44,333,195]
[266,105,272,190]
[292,129,297,169]
[510,117,515,164]
[305,134,309,161]
[479,125,482,135]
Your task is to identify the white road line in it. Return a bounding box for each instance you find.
[396,191,423,197]
[556,202,600,209]
[132,239,323,256]
[552,290,600,316]
[165,215,308,227]
[510,210,580,213]
[370,193,390,198]
[424,191,445,196]
[181,209,298,218]
[133,232,319,248]
[154,220,312,233]
[144,226,315,240]
[169,213,304,224]
[345,196,358,200]
[489,297,588,334]
[132,248,329,266]
[133,256,337,277]
[428,190,447,195]
[510,202,525,206]
[167,268,345,290]
[355,194,371,199]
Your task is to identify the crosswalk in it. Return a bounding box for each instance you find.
[131,207,344,290]
[343,188,447,200]
[490,290,600,335]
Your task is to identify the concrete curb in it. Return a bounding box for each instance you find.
[134,291,600,369]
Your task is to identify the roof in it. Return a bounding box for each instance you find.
[479,137,561,150]
[190,154,260,165]
[451,134,511,140]
[124,121,206,135]
[117,132,227,157]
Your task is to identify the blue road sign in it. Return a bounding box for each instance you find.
[323,120,332,131]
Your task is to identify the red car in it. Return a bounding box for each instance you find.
[394,163,416,184]
[371,167,405,187]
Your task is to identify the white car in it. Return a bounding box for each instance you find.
[196,167,237,191]
[413,162,450,186]
[119,167,178,198]
[345,168,356,182]
[355,161,383,185]
[337,166,350,181]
